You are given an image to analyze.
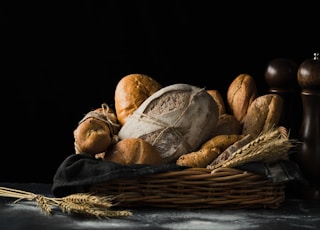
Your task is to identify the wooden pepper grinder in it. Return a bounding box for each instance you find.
[297,52,320,200]
[265,58,301,140]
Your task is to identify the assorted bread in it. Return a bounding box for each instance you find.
[117,83,219,164]
[73,72,287,168]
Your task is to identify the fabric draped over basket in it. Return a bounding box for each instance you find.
[52,154,303,208]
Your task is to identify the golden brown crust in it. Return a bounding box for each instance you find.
[227,74,258,123]
[103,138,163,165]
[242,94,283,138]
[176,147,221,168]
[73,104,120,155]
[73,117,112,155]
[114,73,162,126]
[206,89,226,117]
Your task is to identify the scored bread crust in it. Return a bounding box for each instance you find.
[117,83,219,164]
[242,94,283,138]
[227,74,258,123]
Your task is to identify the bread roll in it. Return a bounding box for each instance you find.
[227,74,258,123]
[213,114,242,136]
[103,138,163,165]
[242,94,283,138]
[206,89,226,117]
[74,118,112,155]
[114,73,162,126]
[73,104,120,155]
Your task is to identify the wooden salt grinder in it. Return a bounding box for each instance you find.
[297,52,320,200]
[264,58,301,140]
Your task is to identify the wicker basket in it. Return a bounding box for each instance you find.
[90,167,285,209]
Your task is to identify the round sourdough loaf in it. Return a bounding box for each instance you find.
[118,83,219,163]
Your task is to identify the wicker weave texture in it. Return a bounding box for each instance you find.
[90,167,285,209]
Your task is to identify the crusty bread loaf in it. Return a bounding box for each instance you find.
[213,113,242,136]
[227,74,258,123]
[206,89,226,117]
[114,73,162,126]
[103,138,163,165]
[118,83,219,164]
[73,104,120,155]
[242,94,283,138]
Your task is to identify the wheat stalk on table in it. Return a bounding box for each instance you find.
[0,186,132,219]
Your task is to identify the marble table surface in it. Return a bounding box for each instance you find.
[0,183,320,230]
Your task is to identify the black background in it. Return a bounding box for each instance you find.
[1,1,319,183]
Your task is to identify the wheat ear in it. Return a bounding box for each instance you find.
[211,126,299,169]
[0,187,133,219]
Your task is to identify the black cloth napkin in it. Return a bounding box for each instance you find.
[237,160,307,184]
[52,154,187,197]
[52,154,306,197]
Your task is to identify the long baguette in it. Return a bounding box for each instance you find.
[176,147,221,168]
[200,134,244,152]
[176,134,243,168]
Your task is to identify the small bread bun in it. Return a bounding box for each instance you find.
[73,104,120,155]
[206,89,226,117]
[227,74,258,123]
[114,73,162,126]
[242,94,283,138]
[213,113,242,136]
[74,118,112,155]
[103,138,163,165]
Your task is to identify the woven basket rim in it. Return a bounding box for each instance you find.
[90,166,285,209]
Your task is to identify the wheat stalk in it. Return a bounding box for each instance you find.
[221,137,295,168]
[209,126,300,170]
[0,186,132,219]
